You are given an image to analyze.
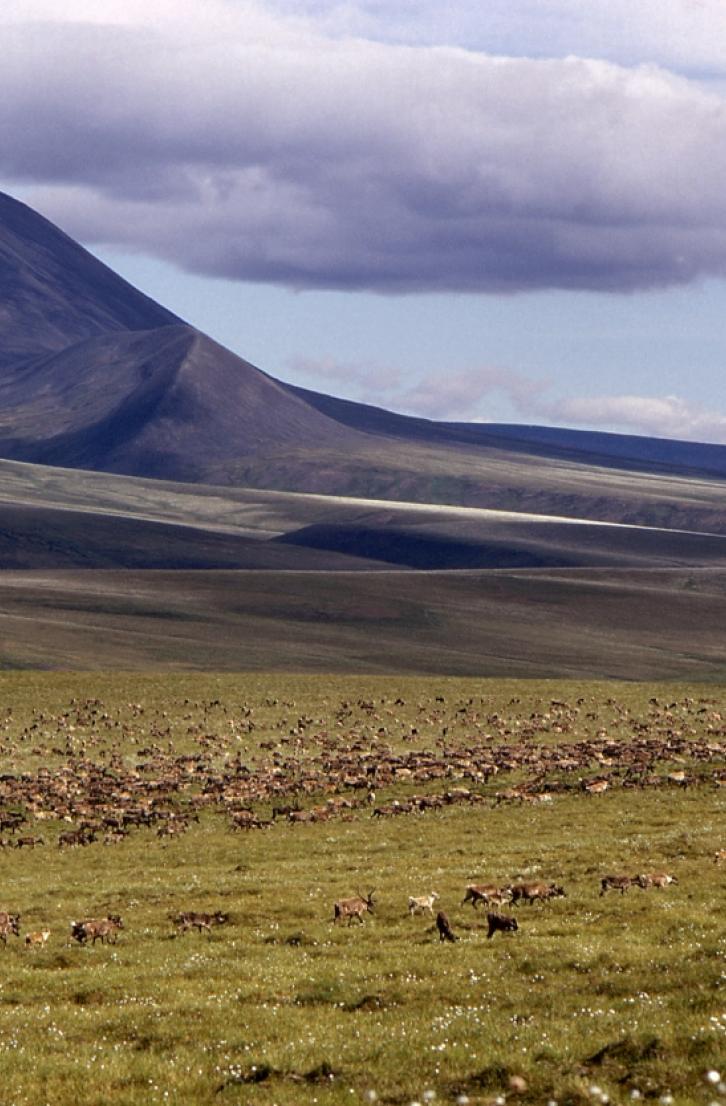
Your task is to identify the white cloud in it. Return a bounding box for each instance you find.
[3,1,726,294]
[546,393,726,443]
[289,355,406,394]
[268,0,726,79]
[288,355,726,443]
[399,366,551,421]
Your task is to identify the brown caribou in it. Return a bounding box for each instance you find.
[333,891,375,925]
[509,881,566,905]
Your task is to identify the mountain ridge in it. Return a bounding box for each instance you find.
[0,192,181,368]
[1,188,725,531]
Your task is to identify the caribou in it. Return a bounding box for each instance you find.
[599,874,635,895]
[71,915,123,946]
[25,928,51,948]
[408,892,439,917]
[333,891,375,925]
[486,913,519,939]
[636,872,678,890]
[435,911,457,942]
[170,911,229,934]
[462,883,511,909]
[0,912,20,946]
[509,881,566,905]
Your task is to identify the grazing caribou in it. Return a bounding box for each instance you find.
[0,912,20,946]
[333,891,375,925]
[486,912,518,939]
[58,828,95,848]
[15,836,43,849]
[435,911,457,942]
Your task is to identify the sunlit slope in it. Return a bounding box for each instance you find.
[1,458,726,570]
[222,436,726,534]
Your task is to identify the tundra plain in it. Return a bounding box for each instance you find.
[0,672,722,1106]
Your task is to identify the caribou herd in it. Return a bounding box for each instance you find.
[0,861,685,952]
[0,688,719,952]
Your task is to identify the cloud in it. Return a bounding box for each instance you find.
[3,1,726,294]
[398,366,551,421]
[289,355,406,395]
[267,0,726,79]
[288,356,726,442]
[542,393,726,443]
[289,357,546,419]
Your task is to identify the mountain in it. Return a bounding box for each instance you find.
[0,324,361,482]
[1,188,726,533]
[288,384,726,479]
[0,191,180,368]
[3,190,726,676]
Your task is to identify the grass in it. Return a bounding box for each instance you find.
[0,673,721,1105]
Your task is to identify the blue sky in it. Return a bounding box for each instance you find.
[3,0,726,442]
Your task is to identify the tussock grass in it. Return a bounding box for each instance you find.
[0,674,721,1105]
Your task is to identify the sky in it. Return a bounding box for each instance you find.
[2,0,726,443]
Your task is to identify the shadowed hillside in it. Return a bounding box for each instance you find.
[0,326,362,482]
[1,458,725,572]
[0,192,179,368]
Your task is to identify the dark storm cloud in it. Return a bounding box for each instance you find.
[3,2,726,294]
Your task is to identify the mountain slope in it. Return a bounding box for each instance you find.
[0,324,365,481]
[0,192,180,368]
[286,383,726,479]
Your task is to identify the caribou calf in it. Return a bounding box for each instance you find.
[333,891,375,925]
[408,892,439,917]
[25,929,51,948]
[636,872,678,890]
[170,911,229,934]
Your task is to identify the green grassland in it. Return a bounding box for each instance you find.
[0,673,722,1106]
